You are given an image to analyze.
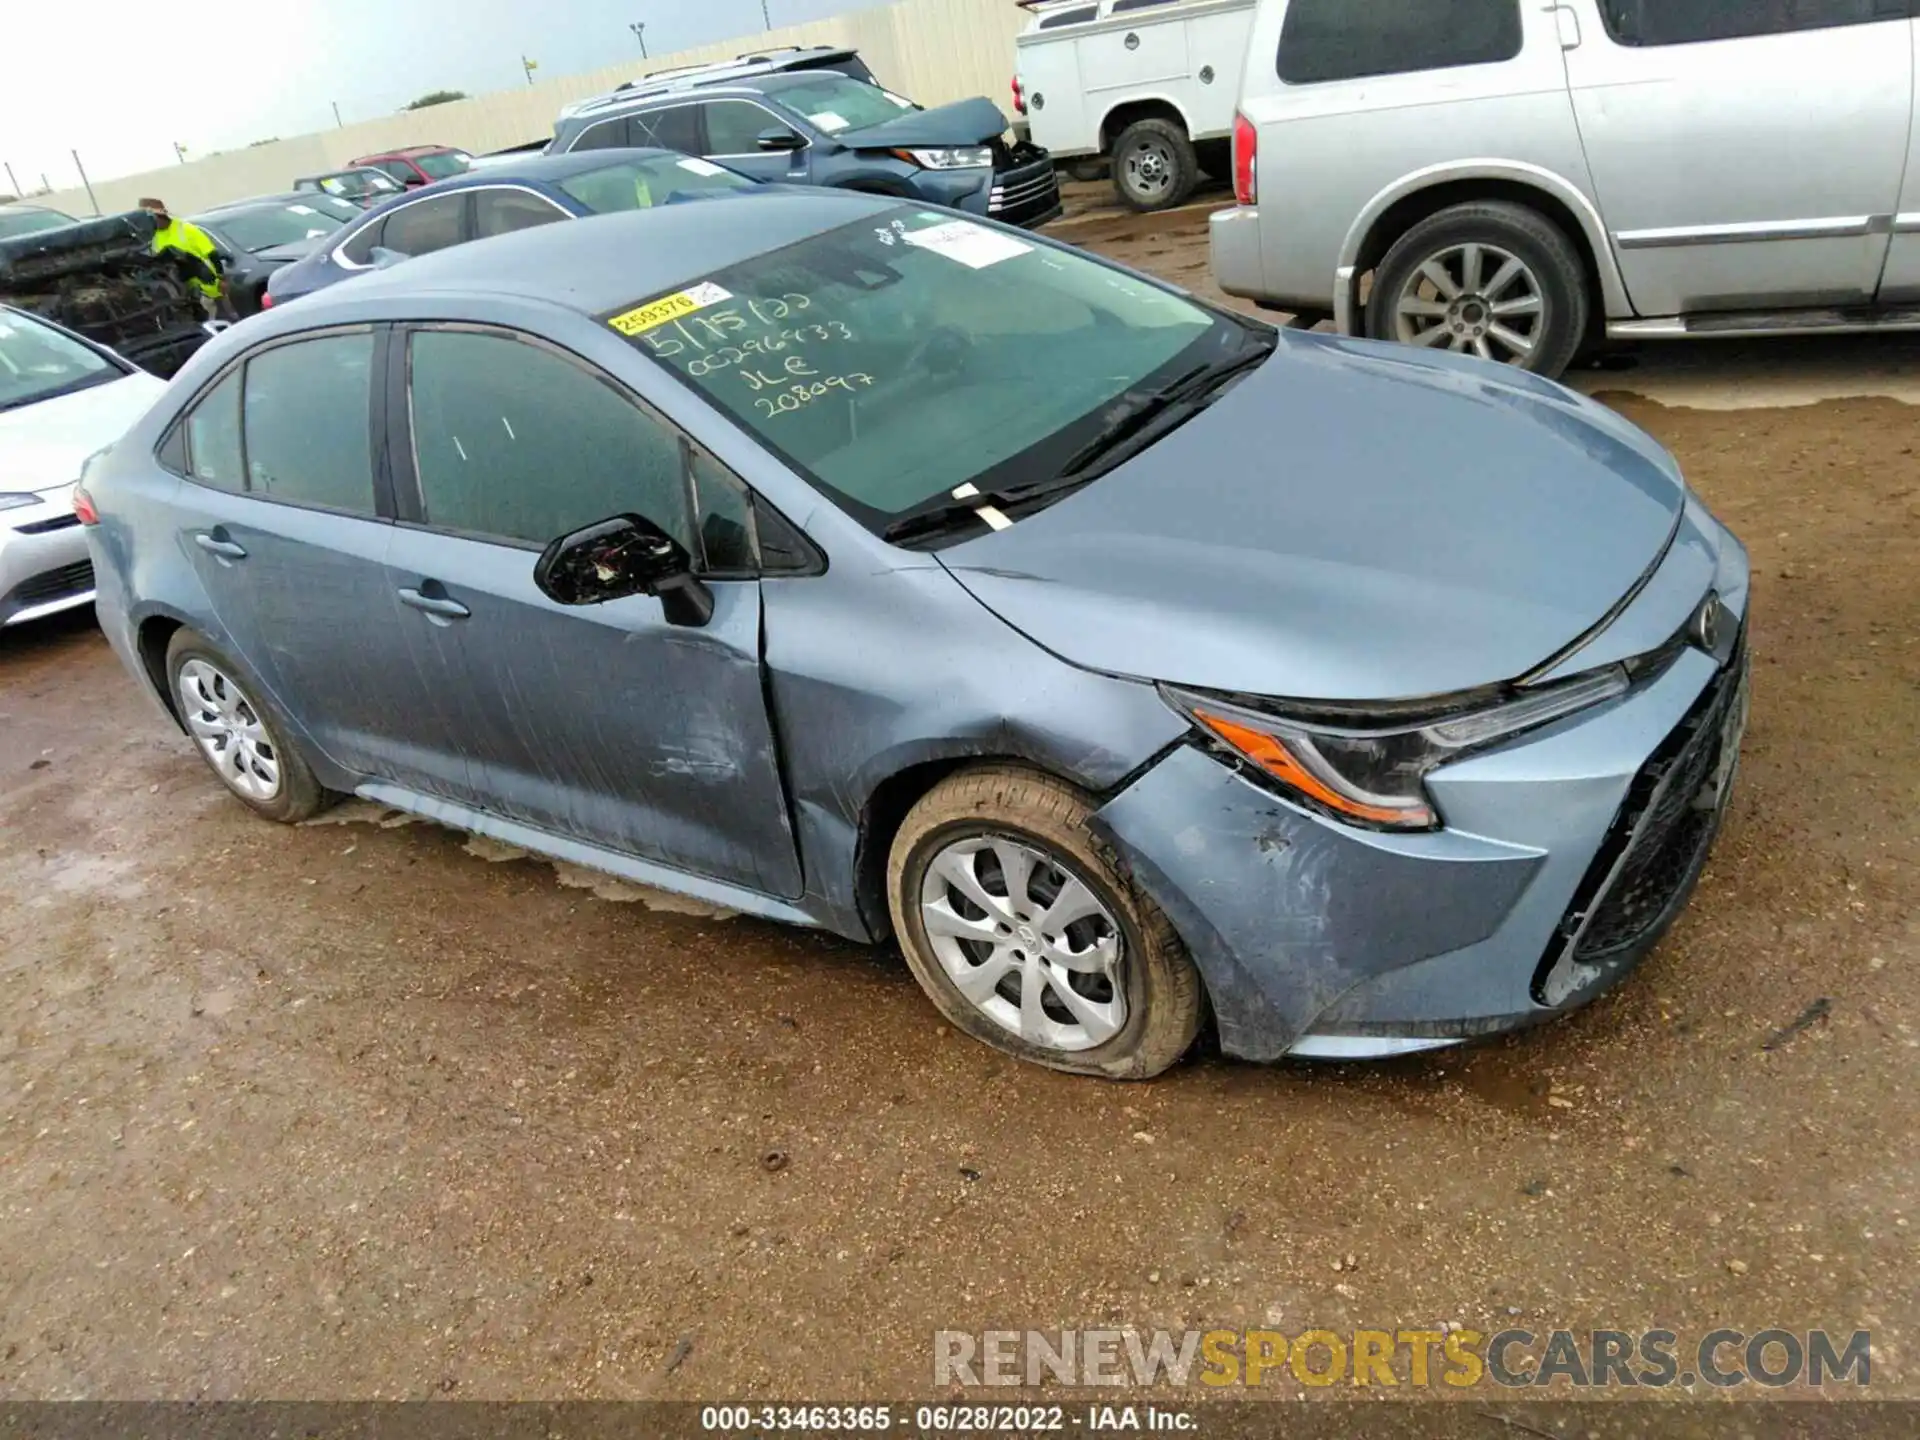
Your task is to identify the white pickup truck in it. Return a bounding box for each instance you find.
[1013,0,1255,211]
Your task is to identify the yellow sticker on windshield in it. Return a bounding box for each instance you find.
[608,282,733,337]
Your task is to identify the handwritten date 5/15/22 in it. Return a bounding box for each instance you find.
[755,373,876,418]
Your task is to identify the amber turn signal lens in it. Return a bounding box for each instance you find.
[1191,707,1433,829]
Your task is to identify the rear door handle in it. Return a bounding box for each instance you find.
[398,586,471,623]
[193,531,247,561]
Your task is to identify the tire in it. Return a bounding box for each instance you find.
[1111,118,1198,213]
[1366,201,1590,379]
[888,765,1203,1079]
[166,629,329,823]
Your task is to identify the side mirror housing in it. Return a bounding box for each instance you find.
[756,127,807,153]
[534,513,714,626]
[402,174,427,188]
[367,246,410,269]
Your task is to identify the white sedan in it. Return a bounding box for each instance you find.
[0,306,164,627]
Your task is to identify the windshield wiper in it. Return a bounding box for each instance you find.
[1053,334,1277,484]
[881,331,1278,548]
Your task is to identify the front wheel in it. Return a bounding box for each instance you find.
[1366,201,1590,378]
[888,766,1203,1079]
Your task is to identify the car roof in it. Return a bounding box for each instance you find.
[418,148,689,189]
[292,189,896,319]
[357,145,462,160]
[562,45,864,118]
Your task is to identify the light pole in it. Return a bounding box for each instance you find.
[761,0,772,27]
[629,21,647,57]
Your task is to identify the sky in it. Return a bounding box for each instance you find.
[1,0,892,192]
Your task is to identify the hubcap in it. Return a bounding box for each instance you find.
[177,658,281,802]
[1123,140,1174,200]
[918,835,1127,1052]
[1391,241,1544,365]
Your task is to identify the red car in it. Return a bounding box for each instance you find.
[350,145,473,189]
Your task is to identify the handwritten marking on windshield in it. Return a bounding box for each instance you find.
[753,374,875,418]
[677,322,854,373]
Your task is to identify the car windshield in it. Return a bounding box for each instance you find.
[414,150,472,180]
[325,172,399,198]
[771,74,919,133]
[0,207,76,240]
[614,206,1235,525]
[199,197,360,250]
[558,155,757,213]
[0,309,119,413]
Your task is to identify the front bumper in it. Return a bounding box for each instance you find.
[1094,573,1751,1063]
[1,491,93,627]
[987,143,1063,229]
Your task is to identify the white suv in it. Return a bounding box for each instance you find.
[1211,0,1920,377]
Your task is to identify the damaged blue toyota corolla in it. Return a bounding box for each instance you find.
[81,194,1750,1078]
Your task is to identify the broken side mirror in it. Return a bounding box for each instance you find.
[534,513,714,626]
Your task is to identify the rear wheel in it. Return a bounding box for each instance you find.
[166,629,328,823]
[1111,118,1198,213]
[1366,201,1589,378]
[888,766,1203,1079]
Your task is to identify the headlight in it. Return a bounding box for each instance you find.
[895,146,994,170]
[1163,667,1631,832]
[0,492,40,512]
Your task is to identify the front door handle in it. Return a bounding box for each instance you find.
[193,531,247,561]
[398,586,471,623]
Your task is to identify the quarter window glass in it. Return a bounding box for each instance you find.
[407,330,694,551]
[340,217,383,265]
[701,101,782,155]
[184,371,245,490]
[1278,0,1522,84]
[629,106,706,152]
[474,189,567,237]
[382,194,465,256]
[1599,0,1891,46]
[689,448,757,571]
[242,335,377,513]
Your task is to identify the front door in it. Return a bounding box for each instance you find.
[690,98,813,184]
[381,324,803,899]
[168,329,419,779]
[1564,0,1912,316]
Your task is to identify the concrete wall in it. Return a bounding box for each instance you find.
[33,0,1027,219]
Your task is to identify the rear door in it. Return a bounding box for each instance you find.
[1564,0,1912,315]
[1876,11,1920,300]
[166,327,423,779]
[379,323,804,897]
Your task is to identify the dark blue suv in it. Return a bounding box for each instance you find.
[550,47,1062,229]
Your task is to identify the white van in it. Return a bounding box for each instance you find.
[1014,0,1256,211]
[1212,0,1920,378]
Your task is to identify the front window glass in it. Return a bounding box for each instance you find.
[613,207,1226,524]
[0,308,118,412]
[415,150,472,179]
[201,197,359,251]
[558,156,755,214]
[769,75,918,133]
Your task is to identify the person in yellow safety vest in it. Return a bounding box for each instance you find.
[137,198,233,320]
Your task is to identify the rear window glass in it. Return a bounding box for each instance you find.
[1598,0,1893,47]
[1278,0,1523,84]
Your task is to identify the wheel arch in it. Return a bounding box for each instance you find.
[1098,96,1194,152]
[134,609,191,729]
[1336,163,1631,336]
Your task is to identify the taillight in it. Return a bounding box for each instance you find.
[71,482,99,526]
[1011,75,1027,116]
[1232,112,1257,206]
[260,291,275,309]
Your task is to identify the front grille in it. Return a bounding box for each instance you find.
[13,512,81,535]
[10,558,95,607]
[1532,639,1749,1006]
[988,156,1062,228]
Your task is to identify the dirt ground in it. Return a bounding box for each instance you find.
[1,197,1916,1404]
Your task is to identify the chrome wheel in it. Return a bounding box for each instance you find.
[1391,241,1544,364]
[919,834,1127,1052]
[1121,138,1176,205]
[177,658,281,802]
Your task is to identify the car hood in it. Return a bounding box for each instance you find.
[937,335,1688,702]
[252,237,329,265]
[836,96,1008,148]
[0,369,166,493]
